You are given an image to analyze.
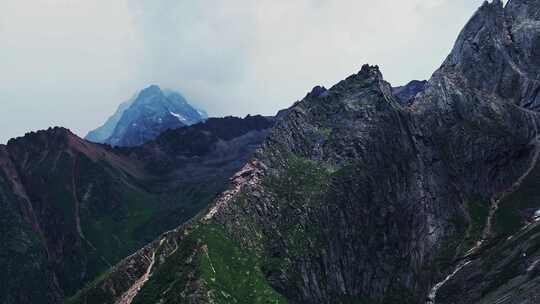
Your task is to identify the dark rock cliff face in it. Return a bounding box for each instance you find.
[0,116,274,304]
[209,58,537,303]
[67,1,540,304]
[223,67,452,303]
[440,0,540,111]
[417,1,540,303]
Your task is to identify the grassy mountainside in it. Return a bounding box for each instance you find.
[69,62,539,304]
[12,1,540,303]
[0,115,274,304]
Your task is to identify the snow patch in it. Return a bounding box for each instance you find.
[534,209,540,221]
[170,111,188,123]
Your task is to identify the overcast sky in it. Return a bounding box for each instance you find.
[0,0,487,143]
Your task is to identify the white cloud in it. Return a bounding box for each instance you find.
[0,0,485,143]
[129,0,485,117]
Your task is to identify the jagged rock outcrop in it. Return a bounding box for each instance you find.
[439,0,540,110]
[66,1,540,303]
[0,116,274,304]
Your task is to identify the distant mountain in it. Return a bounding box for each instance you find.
[85,96,136,143]
[85,85,207,147]
[392,80,427,104]
[0,115,274,304]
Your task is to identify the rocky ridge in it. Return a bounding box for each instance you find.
[67,1,540,303]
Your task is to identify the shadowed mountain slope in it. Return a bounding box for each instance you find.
[0,115,273,304]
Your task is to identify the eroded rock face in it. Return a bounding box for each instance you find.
[209,60,537,303]
[66,1,540,303]
[440,0,540,110]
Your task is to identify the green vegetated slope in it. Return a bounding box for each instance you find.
[133,224,287,304]
[1,138,220,300]
[126,151,423,304]
[124,154,376,304]
[40,2,540,302]
[0,115,274,304]
[66,154,341,304]
[0,165,57,304]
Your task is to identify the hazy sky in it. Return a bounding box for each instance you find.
[0,0,487,143]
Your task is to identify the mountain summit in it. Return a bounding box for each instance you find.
[85,85,207,147]
[69,1,540,303]
[6,1,540,304]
